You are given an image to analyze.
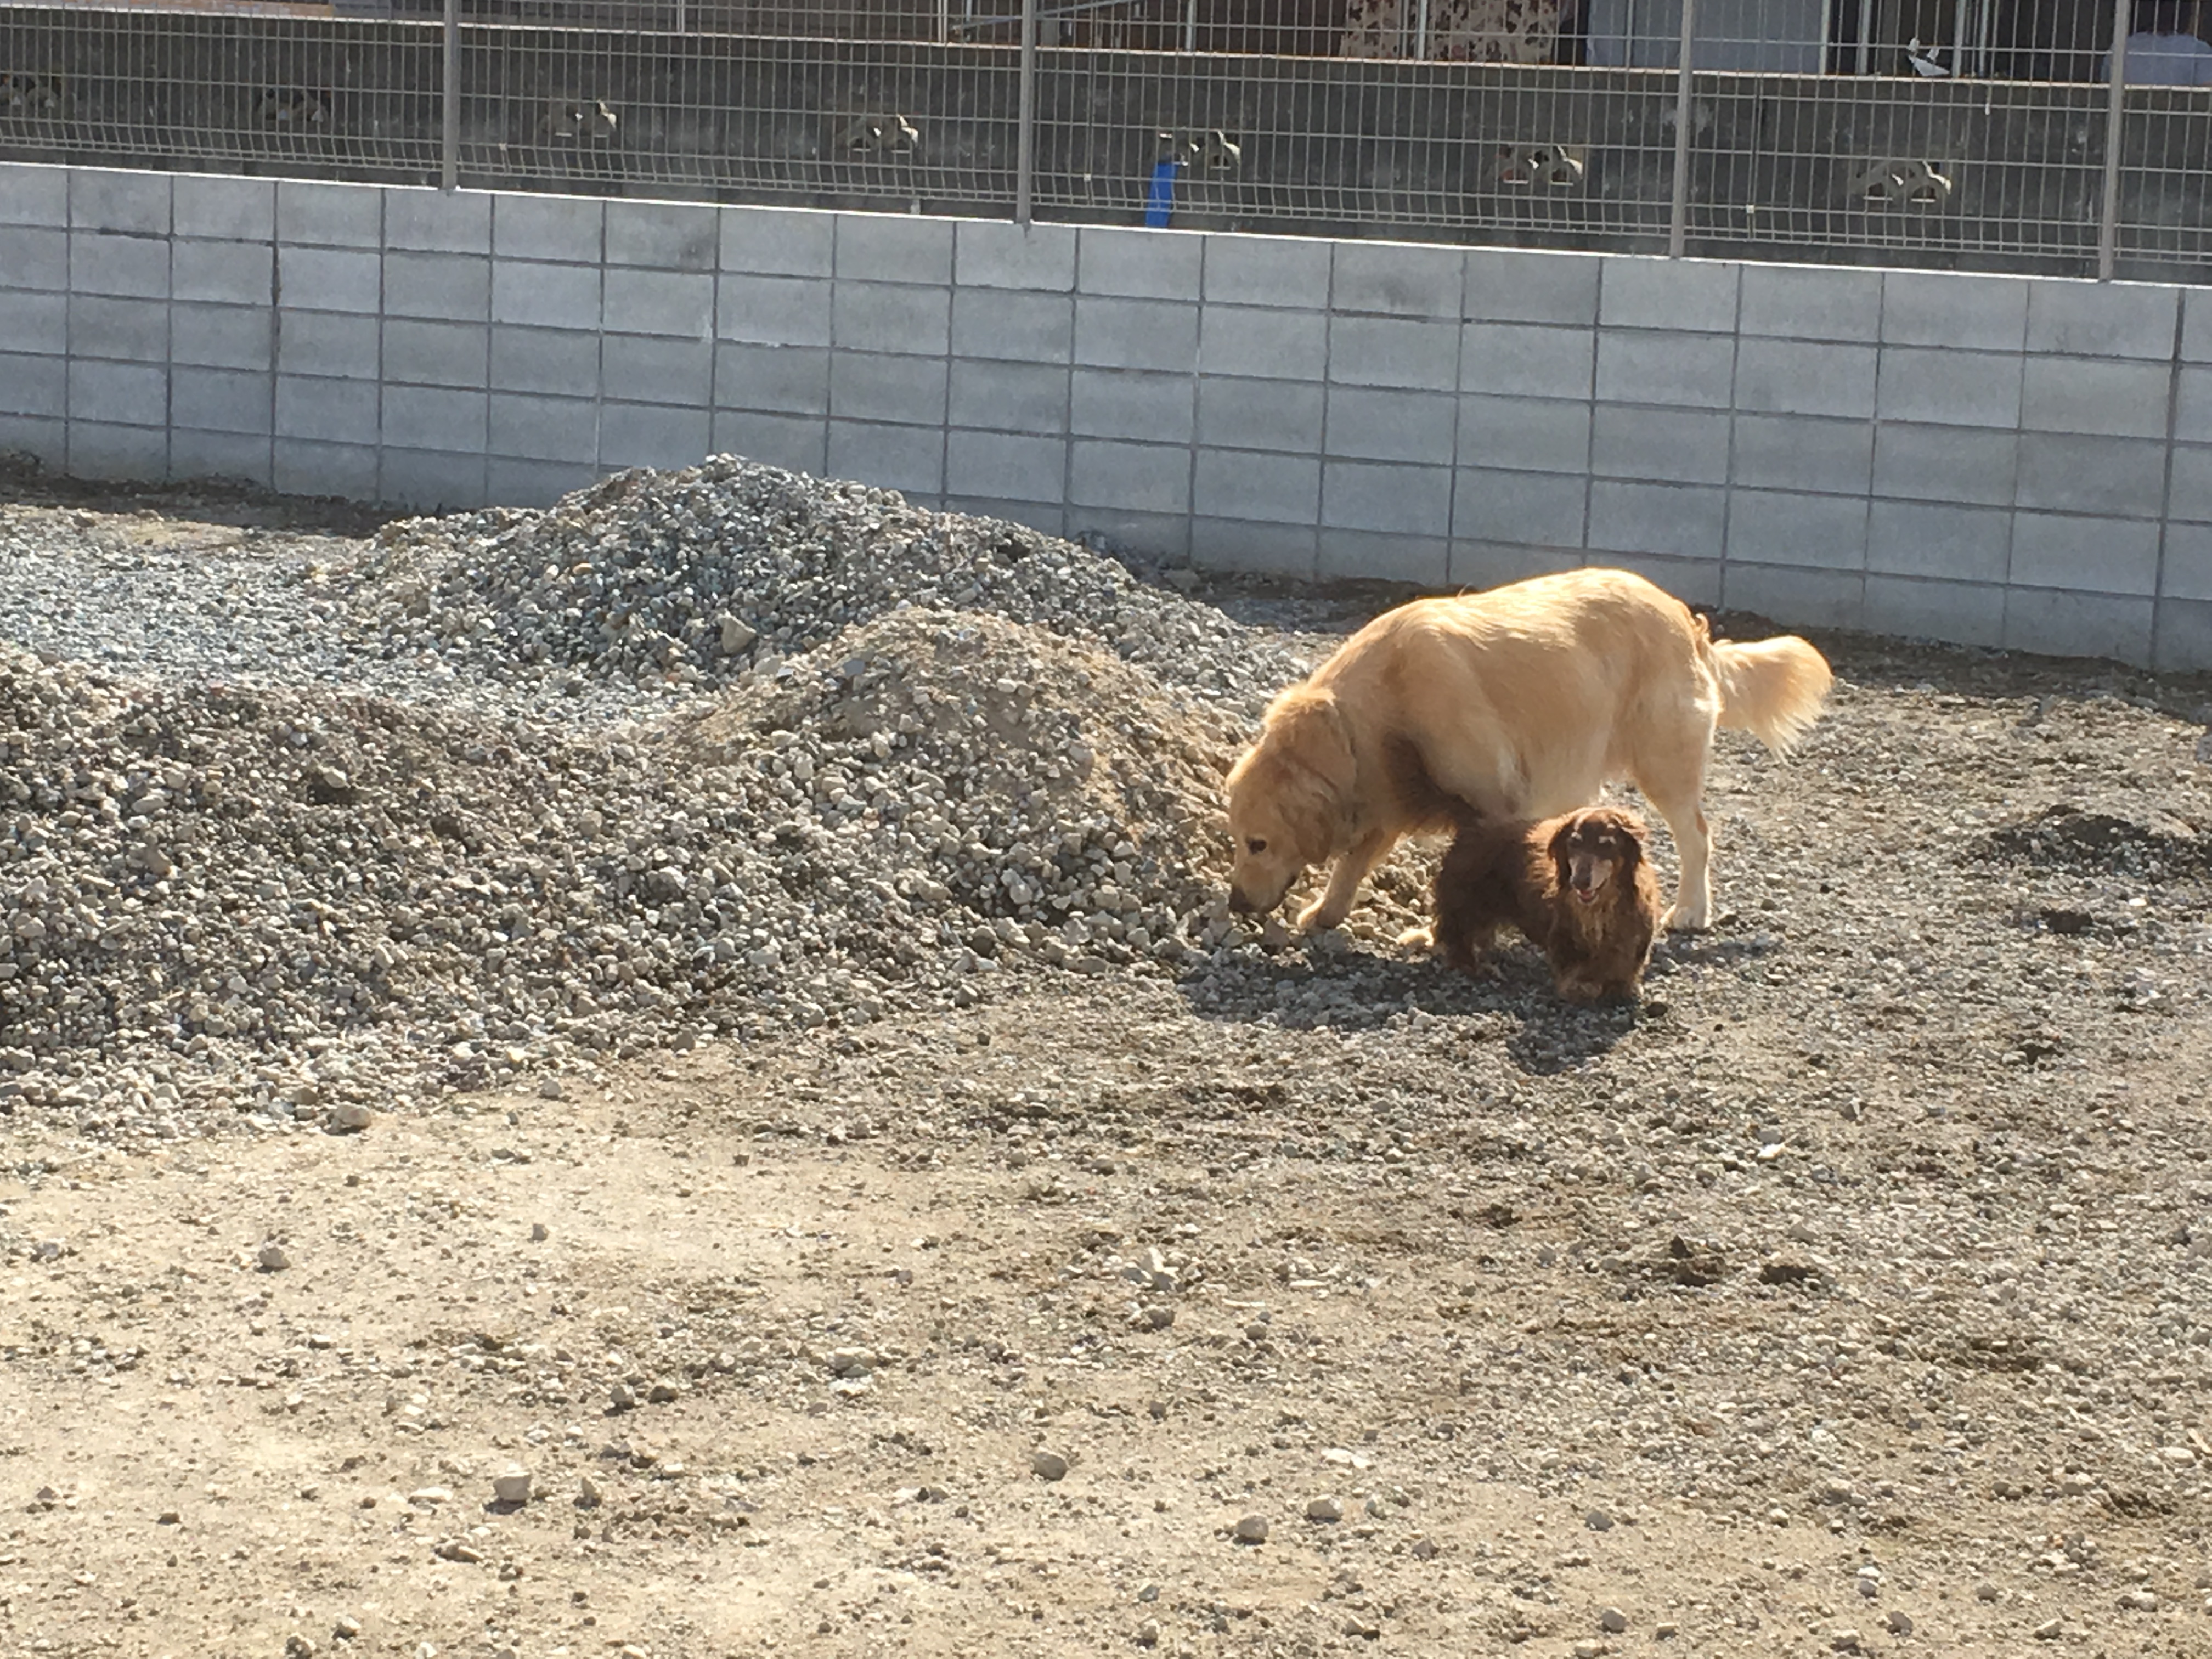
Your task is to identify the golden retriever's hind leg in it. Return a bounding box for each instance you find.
[1396,923,1436,951]
[1298,828,1393,933]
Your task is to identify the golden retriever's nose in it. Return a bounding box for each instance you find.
[1227,887,1256,915]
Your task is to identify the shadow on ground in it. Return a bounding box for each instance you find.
[1170,922,1783,1075]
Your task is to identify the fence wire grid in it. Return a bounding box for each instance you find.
[2,0,2209,279]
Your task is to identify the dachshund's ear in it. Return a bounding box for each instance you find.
[1615,820,1644,868]
[1546,815,1578,863]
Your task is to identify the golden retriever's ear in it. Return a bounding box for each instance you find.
[1264,686,1356,801]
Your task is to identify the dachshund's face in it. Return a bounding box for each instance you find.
[1550,809,1644,907]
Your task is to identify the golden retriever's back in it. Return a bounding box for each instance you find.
[1311,570,1714,822]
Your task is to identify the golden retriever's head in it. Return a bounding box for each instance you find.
[1548,807,1646,907]
[1224,686,1354,916]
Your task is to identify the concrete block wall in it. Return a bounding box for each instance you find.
[4,162,2210,672]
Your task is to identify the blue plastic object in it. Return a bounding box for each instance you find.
[1144,157,1180,228]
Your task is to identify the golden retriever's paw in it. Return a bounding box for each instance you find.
[1395,923,1436,952]
[1661,902,1711,933]
[1295,899,1347,934]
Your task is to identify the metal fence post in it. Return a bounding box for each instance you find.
[439,0,459,192]
[1666,0,1696,257]
[1015,0,1037,223]
[2095,0,2130,280]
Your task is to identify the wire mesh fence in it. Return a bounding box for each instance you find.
[1,0,2208,279]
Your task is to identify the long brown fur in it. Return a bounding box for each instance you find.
[1223,568,1831,934]
[1431,805,1661,1002]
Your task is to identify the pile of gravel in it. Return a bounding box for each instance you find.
[0,597,1256,1138]
[0,456,1470,1142]
[348,458,1306,714]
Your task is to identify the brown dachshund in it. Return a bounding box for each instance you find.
[1426,805,1662,1002]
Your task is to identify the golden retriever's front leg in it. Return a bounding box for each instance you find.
[1297,829,1392,933]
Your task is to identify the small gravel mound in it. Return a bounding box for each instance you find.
[1979,802,2207,881]
[676,605,1243,928]
[349,456,1303,710]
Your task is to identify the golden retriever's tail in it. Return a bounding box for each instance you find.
[1708,635,1833,754]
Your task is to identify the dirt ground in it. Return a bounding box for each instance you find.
[5,474,2212,1659]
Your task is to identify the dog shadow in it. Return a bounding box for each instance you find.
[1170,936,1642,1072]
[1173,925,1784,1075]
[1652,928,1786,971]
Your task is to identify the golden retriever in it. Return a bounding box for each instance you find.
[1223,567,1831,933]
[1426,805,1662,1002]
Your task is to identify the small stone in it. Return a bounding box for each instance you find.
[286,1637,318,1659]
[2120,1589,2158,1611]
[332,1616,362,1640]
[432,1538,482,1563]
[1975,1582,2000,1602]
[2034,1618,2063,1639]
[1656,1622,1679,1640]
[407,1487,453,1509]
[1883,1611,1914,1637]
[646,1380,679,1404]
[326,1101,371,1133]
[492,1466,532,1505]
[1136,1621,1160,1649]
[257,1242,291,1272]
[538,1077,563,1100]
[1030,1449,1070,1481]
[1306,1496,1343,1522]
[1410,1536,1438,1560]
[1585,1507,1614,1531]
[1830,1629,1861,1654]
[1572,1642,1603,1659]
[609,1383,638,1412]
[530,1223,549,1242]
[720,616,758,654]
[1233,1514,1270,1544]
[576,1475,603,1509]
[1137,1583,1160,1602]
[156,1509,180,1525]
[1599,1607,1628,1633]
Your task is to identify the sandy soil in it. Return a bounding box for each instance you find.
[3,472,2212,1659]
